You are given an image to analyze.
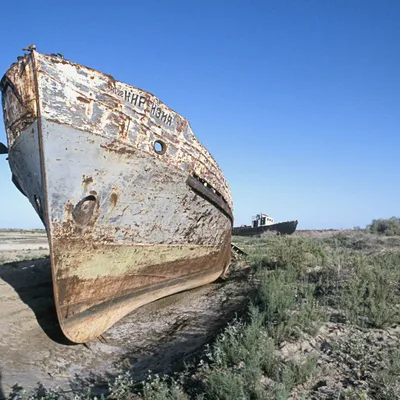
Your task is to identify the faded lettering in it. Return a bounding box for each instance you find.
[150,102,173,126]
[113,86,173,126]
[113,87,146,109]
[113,87,124,98]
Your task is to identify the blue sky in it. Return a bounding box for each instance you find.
[0,0,398,229]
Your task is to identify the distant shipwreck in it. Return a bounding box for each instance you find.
[232,213,298,236]
[0,46,233,343]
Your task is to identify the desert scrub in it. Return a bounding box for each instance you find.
[141,236,325,399]
[274,357,317,399]
[339,252,400,328]
[141,375,187,400]
[199,309,278,399]
[141,238,323,399]
[5,230,400,399]
[310,249,400,328]
[372,348,400,399]
[321,231,378,252]
[240,236,326,276]
[196,307,316,399]
[254,268,324,341]
[368,217,400,236]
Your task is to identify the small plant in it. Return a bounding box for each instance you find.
[373,349,400,399]
[108,371,137,399]
[275,357,317,399]
[141,374,187,400]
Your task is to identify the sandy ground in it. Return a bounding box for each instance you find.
[0,231,250,397]
[0,231,49,265]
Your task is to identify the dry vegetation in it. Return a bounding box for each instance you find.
[2,219,400,399]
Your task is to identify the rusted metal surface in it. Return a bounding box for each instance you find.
[1,49,233,343]
[231,243,248,259]
[186,175,233,222]
[0,54,37,148]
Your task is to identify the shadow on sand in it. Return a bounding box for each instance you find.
[0,257,252,396]
[0,371,5,400]
[0,257,72,345]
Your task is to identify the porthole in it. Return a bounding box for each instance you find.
[153,140,166,155]
[72,195,97,225]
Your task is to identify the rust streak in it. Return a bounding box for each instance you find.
[1,48,233,344]
[76,96,90,104]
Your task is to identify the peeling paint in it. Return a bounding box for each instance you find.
[1,49,233,343]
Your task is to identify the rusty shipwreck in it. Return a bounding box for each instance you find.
[232,213,298,236]
[0,47,233,343]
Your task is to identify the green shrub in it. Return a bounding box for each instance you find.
[323,233,372,252]
[373,349,400,399]
[368,217,400,236]
[199,311,275,399]
[141,375,187,400]
[246,236,326,277]
[275,357,317,399]
[205,369,248,400]
[339,253,400,328]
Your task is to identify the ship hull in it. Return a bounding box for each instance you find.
[2,51,232,343]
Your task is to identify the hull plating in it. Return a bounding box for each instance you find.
[1,51,232,343]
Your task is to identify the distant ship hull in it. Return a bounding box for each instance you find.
[232,220,298,236]
[1,51,232,343]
